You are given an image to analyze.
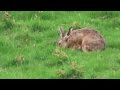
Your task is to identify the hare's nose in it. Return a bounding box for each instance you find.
[58,42,61,45]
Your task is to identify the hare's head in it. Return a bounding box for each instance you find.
[58,27,73,48]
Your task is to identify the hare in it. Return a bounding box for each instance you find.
[58,27,106,52]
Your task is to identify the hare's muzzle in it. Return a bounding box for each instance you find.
[58,42,61,46]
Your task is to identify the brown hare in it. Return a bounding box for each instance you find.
[58,27,106,52]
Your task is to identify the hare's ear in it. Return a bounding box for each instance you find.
[59,27,65,38]
[66,27,73,36]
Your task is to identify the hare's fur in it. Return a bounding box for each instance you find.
[58,27,106,52]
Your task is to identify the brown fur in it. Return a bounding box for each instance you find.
[58,27,106,52]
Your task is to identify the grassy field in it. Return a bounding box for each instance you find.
[0,11,120,79]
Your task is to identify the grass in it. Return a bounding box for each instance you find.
[0,11,120,79]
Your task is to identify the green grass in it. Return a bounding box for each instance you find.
[0,11,120,79]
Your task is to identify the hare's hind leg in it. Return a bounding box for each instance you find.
[81,44,91,52]
[82,40,104,52]
[81,39,94,52]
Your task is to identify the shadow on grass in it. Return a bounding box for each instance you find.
[108,43,120,50]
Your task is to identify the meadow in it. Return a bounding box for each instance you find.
[0,11,120,79]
